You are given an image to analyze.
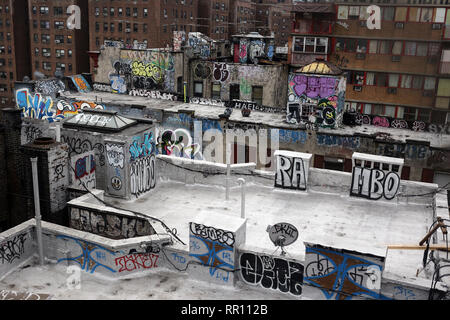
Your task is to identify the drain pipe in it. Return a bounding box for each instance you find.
[237,178,246,219]
[31,158,44,266]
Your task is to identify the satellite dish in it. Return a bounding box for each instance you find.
[267,223,299,255]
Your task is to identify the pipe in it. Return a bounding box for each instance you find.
[226,143,231,200]
[237,178,246,219]
[31,157,44,266]
[55,124,61,142]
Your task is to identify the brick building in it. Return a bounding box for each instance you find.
[289,1,450,128]
[0,0,31,107]
[88,0,199,52]
[28,0,90,79]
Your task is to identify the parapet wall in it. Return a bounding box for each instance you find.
[0,218,447,300]
[157,155,438,206]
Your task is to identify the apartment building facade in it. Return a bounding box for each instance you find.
[289,0,450,127]
[198,0,231,41]
[254,0,293,46]
[0,0,31,107]
[88,0,199,51]
[28,0,90,79]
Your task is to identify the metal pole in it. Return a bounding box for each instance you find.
[226,143,231,200]
[31,158,44,266]
[237,178,246,219]
[55,124,61,142]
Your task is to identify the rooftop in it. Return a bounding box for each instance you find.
[60,91,450,149]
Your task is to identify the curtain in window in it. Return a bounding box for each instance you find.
[420,8,432,22]
[392,41,403,55]
[400,75,412,88]
[385,106,396,118]
[365,72,375,85]
[369,40,378,54]
[388,74,399,87]
[359,6,369,20]
[434,8,446,23]
[424,77,436,90]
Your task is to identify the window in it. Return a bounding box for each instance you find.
[110,8,115,16]
[42,62,51,71]
[376,73,387,87]
[366,72,375,85]
[424,77,436,90]
[211,83,221,99]
[252,86,263,105]
[294,36,328,54]
[40,21,50,29]
[405,42,417,56]
[54,7,63,16]
[230,84,240,101]
[54,21,65,30]
[40,6,49,15]
[400,75,412,88]
[194,81,203,97]
[144,8,148,17]
[416,43,428,56]
[391,41,403,55]
[55,35,64,44]
[55,49,65,58]
[41,34,50,44]
[388,74,399,87]
[383,7,395,21]
[412,76,424,89]
[42,48,51,57]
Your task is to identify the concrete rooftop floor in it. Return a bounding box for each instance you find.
[106,179,434,279]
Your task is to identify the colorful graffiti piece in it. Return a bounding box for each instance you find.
[56,235,117,274]
[157,128,202,160]
[70,75,92,93]
[16,88,104,122]
[304,243,385,300]
[129,132,155,161]
[115,253,159,273]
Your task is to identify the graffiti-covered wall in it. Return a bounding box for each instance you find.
[95,46,184,95]
[287,73,347,128]
[190,61,288,110]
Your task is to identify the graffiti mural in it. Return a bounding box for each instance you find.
[239,252,303,296]
[0,234,27,264]
[346,112,450,135]
[35,79,65,95]
[129,132,155,161]
[69,207,155,239]
[70,151,96,190]
[213,63,230,82]
[0,290,51,300]
[350,166,400,201]
[304,243,385,300]
[56,235,117,274]
[189,223,235,283]
[194,62,211,79]
[93,83,113,93]
[117,49,175,92]
[70,75,92,93]
[239,38,249,64]
[16,89,105,122]
[130,155,156,198]
[248,39,265,64]
[287,73,345,128]
[275,154,307,190]
[109,74,127,94]
[156,128,202,160]
[106,143,125,169]
[173,31,186,52]
[316,134,361,149]
[61,136,105,166]
[129,89,175,101]
[115,253,159,273]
